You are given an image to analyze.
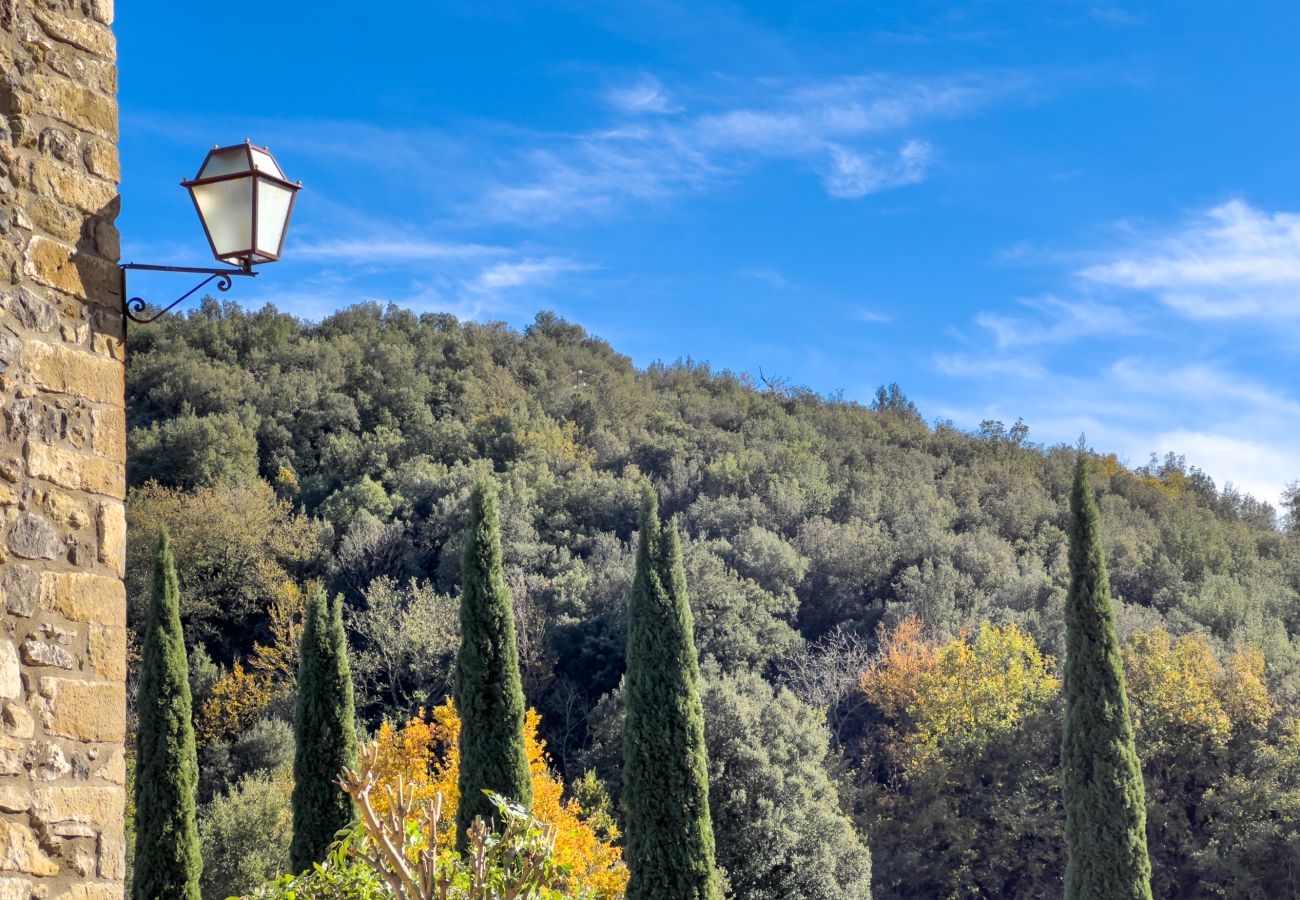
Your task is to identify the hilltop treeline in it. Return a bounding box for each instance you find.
[125,300,1300,898]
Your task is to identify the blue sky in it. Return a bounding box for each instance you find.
[117,2,1300,505]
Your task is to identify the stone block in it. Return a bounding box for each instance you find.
[96,833,122,881]
[25,442,124,499]
[36,678,124,743]
[25,740,71,781]
[0,878,34,900]
[32,9,116,58]
[66,844,96,877]
[20,637,75,670]
[0,641,18,698]
[20,341,122,406]
[23,236,119,303]
[7,510,61,559]
[0,783,28,813]
[21,194,82,243]
[38,571,124,627]
[85,624,122,681]
[90,743,123,785]
[42,489,89,529]
[31,786,122,838]
[82,139,118,182]
[88,407,122,461]
[33,75,116,140]
[0,819,59,876]
[93,502,123,577]
[29,160,117,217]
[1,700,34,739]
[2,564,39,617]
[92,218,118,262]
[1,286,58,334]
[61,883,121,900]
[89,0,115,26]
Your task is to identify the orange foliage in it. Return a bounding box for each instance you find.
[372,701,628,898]
[860,615,937,726]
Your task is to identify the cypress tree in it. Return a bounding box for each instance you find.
[454,480,532,846]
[1061,454,1153,900]
[290,587,357,872]
[132,531,202,900]
[624,488,719,900]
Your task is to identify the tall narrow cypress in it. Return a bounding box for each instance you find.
[133,531,202,900]
[290,587,357,872]
[1061,454,1153,900]
[454,480,532,846]
[624,488,718,900]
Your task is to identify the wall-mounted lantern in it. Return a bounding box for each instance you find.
[119,139,301,325]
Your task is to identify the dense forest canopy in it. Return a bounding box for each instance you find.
[125,299,1300,898]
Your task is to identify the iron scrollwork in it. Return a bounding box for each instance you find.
[119,263,256,325]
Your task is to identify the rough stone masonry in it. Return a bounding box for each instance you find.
[0,0,127,897]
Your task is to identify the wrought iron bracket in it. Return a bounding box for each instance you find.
[119,262,257,325]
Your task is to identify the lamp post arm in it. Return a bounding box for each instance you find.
[118,262,257,325]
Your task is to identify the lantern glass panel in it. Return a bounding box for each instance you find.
[191,176,253,260]
[249,148,285,179]
[255,178,295,258]
[198,146,252,180]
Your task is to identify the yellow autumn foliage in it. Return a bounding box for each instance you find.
[862,617,1059,772]
[370,701,628,898]
[197,662,276,746]
[197,581,306,746]
[1123,629,1274,763]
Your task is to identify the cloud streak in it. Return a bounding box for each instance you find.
[932,199,1300,506]
[1079,199,1300,319]
[293,237,509,264]
[476,72,1023,222]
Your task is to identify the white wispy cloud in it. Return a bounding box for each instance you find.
[1078,199,1300,319]
[741,268,788,289]
[607,74,677,114]
[819,140,932,199]
[467,257,593,293]
[850,307,895,324]
[974,295,1137,349]
[931,199,1300,506]
[293,237,509,263]
[477,72,1022,222]
[1107,359,1300,417]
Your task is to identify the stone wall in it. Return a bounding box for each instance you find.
[0,1,126,898]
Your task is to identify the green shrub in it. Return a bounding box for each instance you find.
[200,768,294,899]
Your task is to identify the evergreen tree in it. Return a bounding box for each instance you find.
[1061,455,1153,900]
[454,480,532,846]
[290,587,357,872]
[624,488,719,900]
[133,531,202,900]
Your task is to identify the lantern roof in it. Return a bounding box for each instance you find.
[185,140,297,187]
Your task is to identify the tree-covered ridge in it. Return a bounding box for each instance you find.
[127,300,1297,667]
[125,300,1300,896]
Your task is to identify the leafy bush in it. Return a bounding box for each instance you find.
[241,742,592,900]
[200,767,294,899]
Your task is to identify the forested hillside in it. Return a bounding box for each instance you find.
[125,299,1300,898]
